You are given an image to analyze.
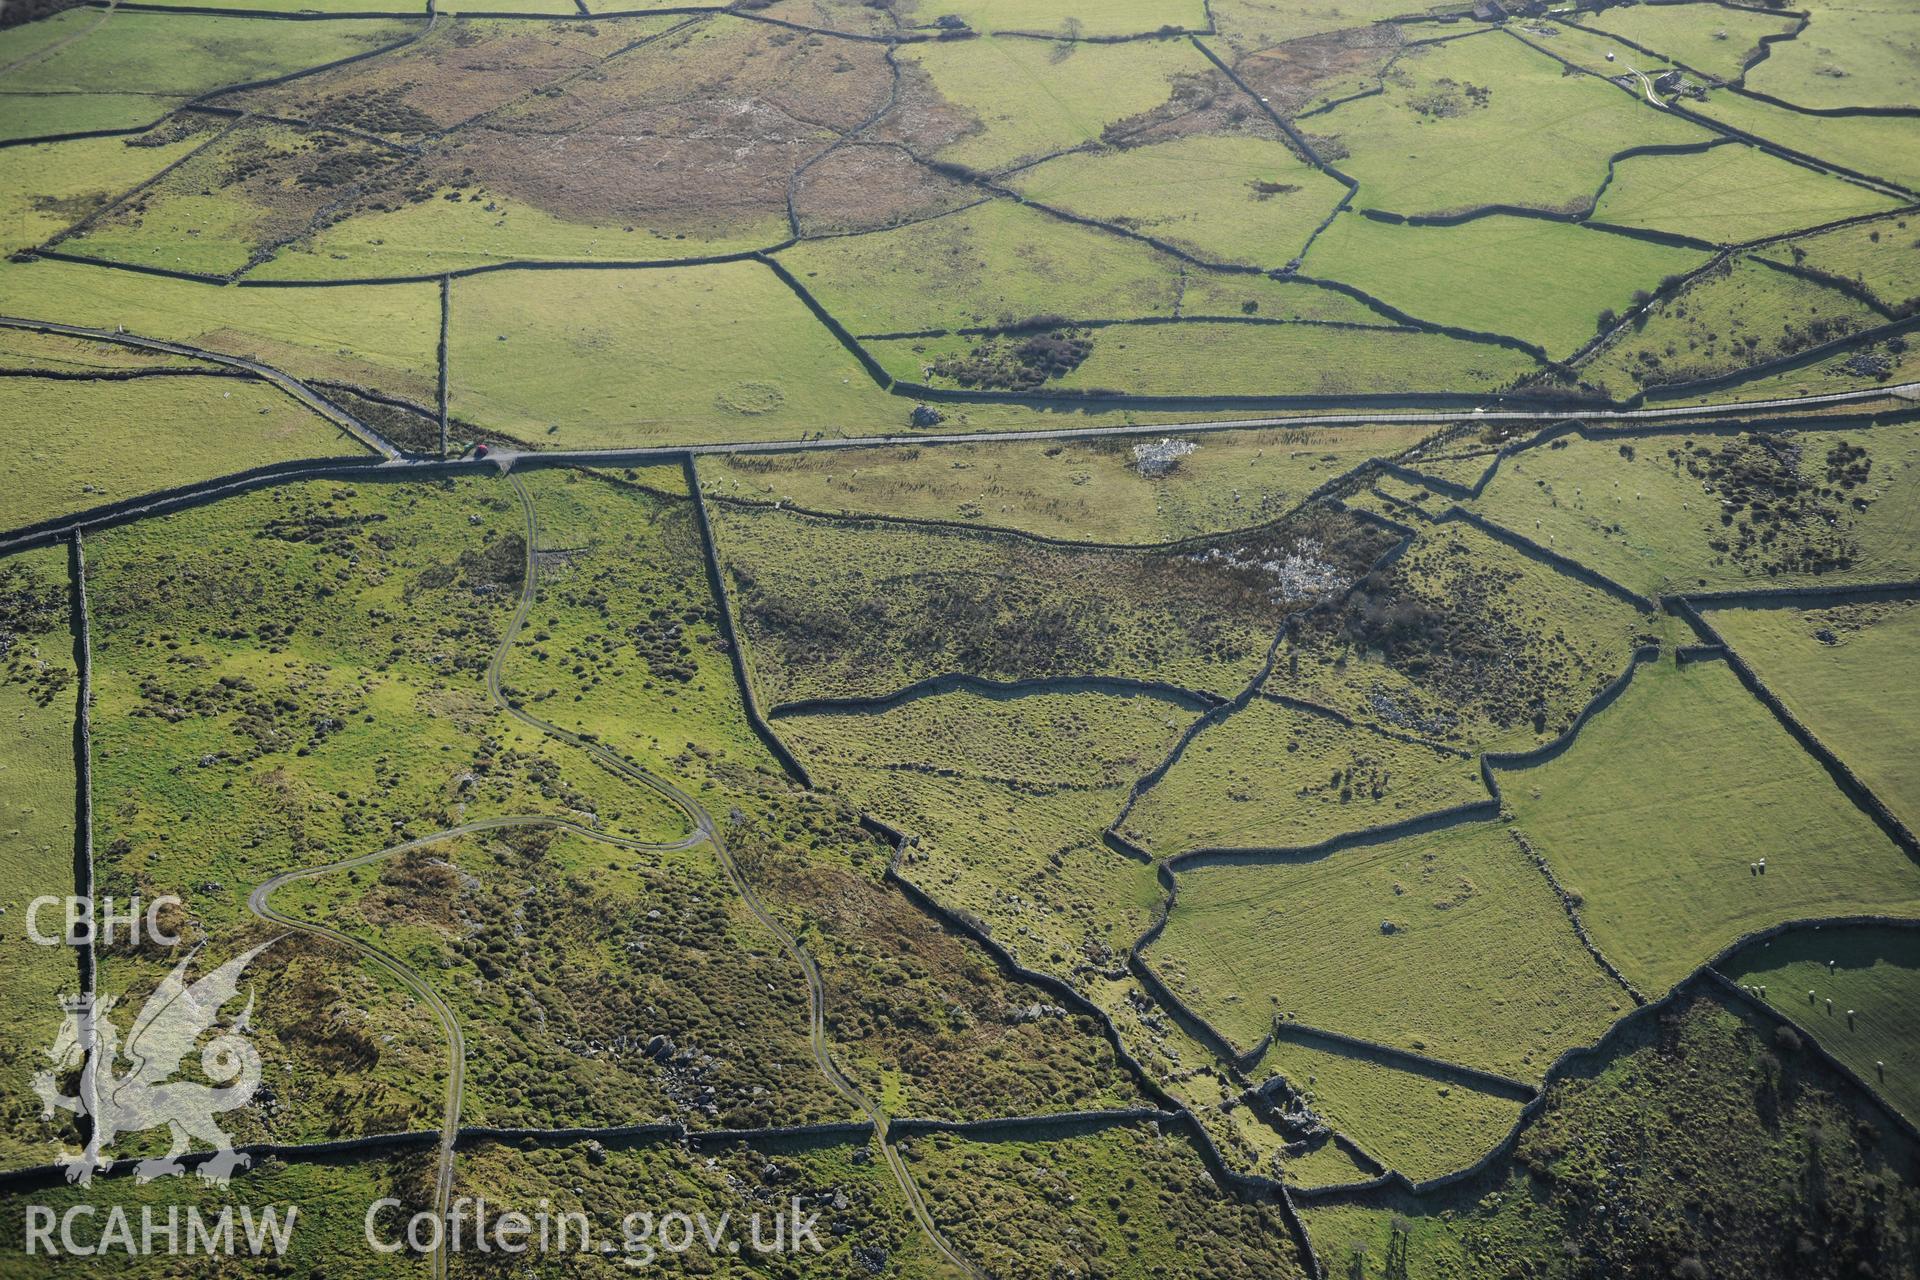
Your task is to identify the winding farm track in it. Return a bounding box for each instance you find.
[248,810,708,1279]
[489,474,987,1279]
[237,472,984,1277]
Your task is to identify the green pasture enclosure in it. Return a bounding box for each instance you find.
[1,376,368,533]
[1582,254,1884,399]
[924,0,1210,37]
[1121,694,1484,855]
[0,9,420,141]
[446,262,899,448]
[1470,419,1920,599]
[1683,88,1920,193]
[1009,133,1350,268]
[0,131,205,258]
[1311,30,1709,217]
[1504,655,1920,993]
[1743,0,1920,110]
[1779,209,1920,313]
[1583,2,1802,83]
[1593,140,1900,245]
[1149,818,1628,1079]
[1254,1034,1528,1183]
[0,258,441,402]
[0,327,212,373]
[254,181,784,282]
[1723,922,1920,1125]
[1042,320,1542,397]
[1707,598,1920,836]
[775,199,1188,335]
[1303,212,1709,358]
[61,121,406,279]
[895,33,1212,173]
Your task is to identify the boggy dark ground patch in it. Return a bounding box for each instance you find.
[1233,23,1405,118]
[64,122,408,271]
[719,500,1396,702]
[1668,432,1874,578]
[1100,65,1281,147]
[232,18,641,137]
[431,17,895,236]
[790,142,980,236]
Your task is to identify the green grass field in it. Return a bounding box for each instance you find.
[1592,141,1900,246]
[698,421,1433,544]
[1037,320,1543,397]
[0,10,419,140]
[0,130,204,257]
[63,121,406,279]
[1778,210,1920,313]
[255,188,786,282]
[1254,1035,1527,1183]
[895,34,1209,173]
[776,200,1185,334]
[925,0,1209,37]
[1150,819,1629,1079]
[1303,212,1708,358]
[1121,695,1485,855]
[1723,923,1920,1125]
[2,376,367,531]
[1314,31,1710,218]
[1744,1,1920,110]
[1706,598,1920,836]
[1010,133,1349,268]
[1584,2,1802,82]
[0,258,440,402]
[1683,88,1920,192]
[1582,254,1883,399]
[0,327,210,372]
[447,262,901,447]
[1469,422,1920,597]
[1505,655,1920,993]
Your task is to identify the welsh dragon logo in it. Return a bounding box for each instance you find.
[35,940,276,1186]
